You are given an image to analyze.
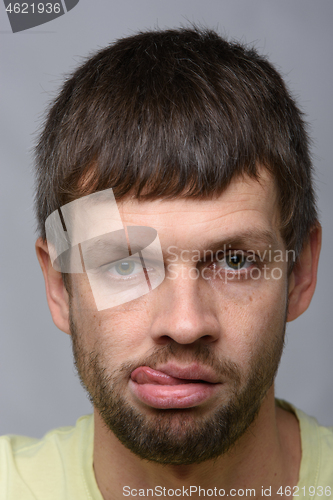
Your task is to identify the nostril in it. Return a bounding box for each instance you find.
[154,335,173,344]
[201,334,218,343]
[149,304,221,345]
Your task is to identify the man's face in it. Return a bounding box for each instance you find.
[69,171,289,464]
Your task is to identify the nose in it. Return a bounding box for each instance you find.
[149,267,221,345]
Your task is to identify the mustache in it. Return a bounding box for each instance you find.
[116,343,241,385]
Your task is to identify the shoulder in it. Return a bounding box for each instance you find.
[294,404,333,486]
[0,415,96,500]
[0,414,93,462]
[276,399,333,487]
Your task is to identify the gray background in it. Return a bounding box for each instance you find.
[0,0,332,438]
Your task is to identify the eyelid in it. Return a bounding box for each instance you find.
[199,250,257,264]
[108,261,141,278]
[205,251,259,272]
[105,257,162,274]
[86,257,139,275]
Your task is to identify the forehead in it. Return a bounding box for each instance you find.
[64,170,282,253]
[117,171,281,249]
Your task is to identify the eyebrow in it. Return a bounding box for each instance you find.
[82,239,130,268]
[81,235,163,268]
[79,228,280,268]
[163,229,281,261]
[210,229,280,252]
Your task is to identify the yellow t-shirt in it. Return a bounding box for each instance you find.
[278,400,333,498]
[0,414,102,500]
[0,401,332,499]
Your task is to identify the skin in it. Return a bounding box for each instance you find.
[36,170,321,499]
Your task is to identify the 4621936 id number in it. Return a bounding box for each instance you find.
[5,3,61,14]
[276,486,331,496]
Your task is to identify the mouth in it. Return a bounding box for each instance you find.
[129,364,221,409]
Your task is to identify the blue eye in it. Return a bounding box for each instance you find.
[114,261,135,275]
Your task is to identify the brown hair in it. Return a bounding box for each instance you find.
[34,27,317,259]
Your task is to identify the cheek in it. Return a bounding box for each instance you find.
[214,278,288,364]
[71,276,154,358]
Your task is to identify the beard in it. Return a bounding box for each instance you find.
[70,307,286,466]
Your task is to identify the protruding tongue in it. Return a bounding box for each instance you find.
[131,366,191,385]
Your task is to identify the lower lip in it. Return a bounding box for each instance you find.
[129,379,220,409]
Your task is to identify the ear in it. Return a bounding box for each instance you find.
[287,224,322,322]
[35,238,71,334]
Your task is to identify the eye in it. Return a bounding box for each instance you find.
[106,259,143,280]
[114,261,136,276]
[225,253,247,270]
[212,251,253,273]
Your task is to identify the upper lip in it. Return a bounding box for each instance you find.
[152,363,220,384]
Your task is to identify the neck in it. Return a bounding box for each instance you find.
[93,387,301,500]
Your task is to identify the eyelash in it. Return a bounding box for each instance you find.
[202,252,260,277]
[101,259,159,283]
[93,251,262,285]
[102,260,143,280]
